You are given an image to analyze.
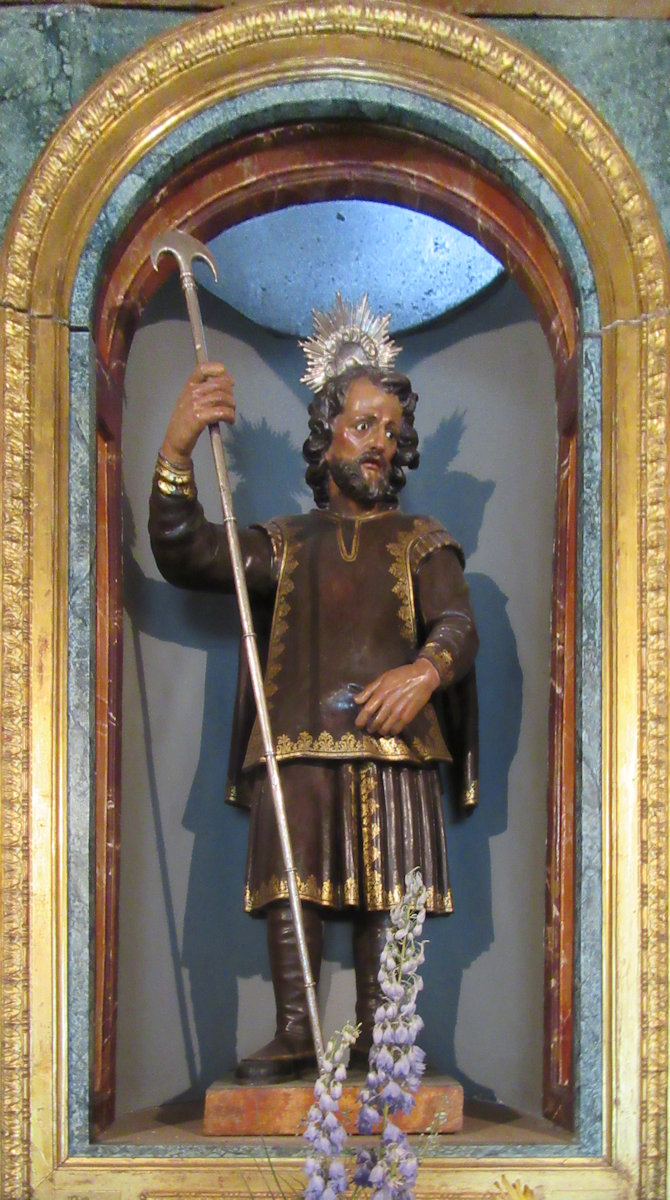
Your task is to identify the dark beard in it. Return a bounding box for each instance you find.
[328,455,395,507]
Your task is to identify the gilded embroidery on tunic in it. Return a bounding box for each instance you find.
[360,763,383,909]
[272,726,447,763]
[463,781,479,808]
[386,527,419,645]
[425,885,454,914]
[245,872,353,911]
[263,528,298,700]
[386,518,455,646]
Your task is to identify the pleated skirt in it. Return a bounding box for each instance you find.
[242,759,452,916]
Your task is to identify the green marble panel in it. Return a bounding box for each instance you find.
[0,4,182,235]
[489,18,670,243]
[1,8,670,248]
[0,11,668,245]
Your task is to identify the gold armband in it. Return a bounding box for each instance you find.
[154,453,196,500]
[418,643,454,685]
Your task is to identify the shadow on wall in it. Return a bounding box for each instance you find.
[403,410,522,1099]
[123,399,522,1102]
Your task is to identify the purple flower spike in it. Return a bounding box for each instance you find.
[330,1125,347,1153]
[304,1174,325,1199]
[305,873,428,1200]
[358,1102,381,1133]
[355,870,429,1196]
[392,1024,411,1046]
[374,1045,394,1073]
[379,1080,403,1110]
[399,1155,419,1184]
[381,1119,403,1144]
[381,979,405,1003]
[303,1021,358,1200]
[354,1147,376,1185]
[328,1159,347,1186]
[369,1161,386,1185]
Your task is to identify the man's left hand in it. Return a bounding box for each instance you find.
[353,659,440,736]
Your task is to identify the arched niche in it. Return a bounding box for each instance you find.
[0,6,668,1199]
[95,121,577,1134]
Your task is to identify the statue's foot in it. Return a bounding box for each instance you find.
[235,1034,317,1083]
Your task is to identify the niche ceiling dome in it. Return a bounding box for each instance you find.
[196,200,504,337]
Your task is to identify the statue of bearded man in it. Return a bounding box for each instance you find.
[149,302,479,1083]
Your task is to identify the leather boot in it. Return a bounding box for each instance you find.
[350,911,391,1071]
[235,902,322,1082]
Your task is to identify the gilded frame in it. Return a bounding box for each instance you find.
[0,4,668,1198]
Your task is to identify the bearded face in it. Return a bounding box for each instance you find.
[327,452,395,506]
[323,377,403,511]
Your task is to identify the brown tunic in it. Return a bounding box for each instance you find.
[243,510,461,770]
[149,483,478,915]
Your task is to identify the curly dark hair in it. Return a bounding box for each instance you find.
[302,365,420,508]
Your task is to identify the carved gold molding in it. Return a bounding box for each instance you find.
[5,0,667,11]
[0,3,668,1198]
[0,310,32,1199]
[1,2,667,318]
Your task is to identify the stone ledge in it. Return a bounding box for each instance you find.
[204,1074,463,1136]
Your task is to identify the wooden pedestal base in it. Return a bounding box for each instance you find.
[203,1074,463,1136]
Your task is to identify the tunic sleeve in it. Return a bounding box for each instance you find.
[413,544,479,687]
[148,475,277,598]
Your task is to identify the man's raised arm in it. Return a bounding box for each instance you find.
[149,362,274,595]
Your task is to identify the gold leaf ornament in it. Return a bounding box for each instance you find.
[494,1176,536,1200]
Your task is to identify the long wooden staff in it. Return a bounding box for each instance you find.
[151,229,325,1071]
